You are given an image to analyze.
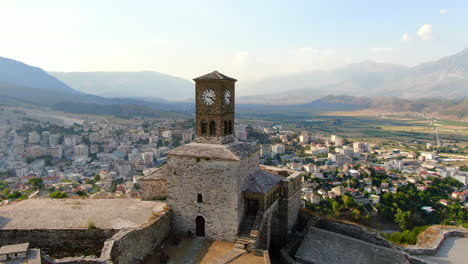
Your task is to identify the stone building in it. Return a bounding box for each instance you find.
[142,71,302,250]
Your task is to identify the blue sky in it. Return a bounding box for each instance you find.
[1,0,467,81]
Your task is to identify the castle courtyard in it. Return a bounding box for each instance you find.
[0,198,166,230]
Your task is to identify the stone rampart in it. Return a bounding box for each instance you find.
[102,209,171,264]
[404,227,468,256]
[0,229,116,257]
[42,208,171,264]
[314,218,396,249]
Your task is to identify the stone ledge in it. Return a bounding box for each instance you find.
[404,226,468,256]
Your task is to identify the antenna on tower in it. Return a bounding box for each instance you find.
[435,127,441,148]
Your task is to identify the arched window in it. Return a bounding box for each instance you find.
[228,120,233,134]
[201,120,207,136]
[209,121,216,136]
[197,193,203,203]
[224,121,228,135]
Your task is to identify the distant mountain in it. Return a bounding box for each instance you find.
[49,71,193,100]
[237,95,468,119]
[0,58,190,119]
[0,57,78,94]
[241,48,468,104]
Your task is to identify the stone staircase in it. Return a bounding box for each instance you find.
[235,214,261,251]
[239,215,256,236]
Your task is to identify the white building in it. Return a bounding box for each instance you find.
[142,152,154,167]
[272,144,286,155]
[299,132,309,144]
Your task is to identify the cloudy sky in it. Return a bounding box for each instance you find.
[1,0,467,82]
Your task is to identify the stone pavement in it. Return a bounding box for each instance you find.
[0,198,166,229]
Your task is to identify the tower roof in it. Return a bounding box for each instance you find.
[193,71,237,81]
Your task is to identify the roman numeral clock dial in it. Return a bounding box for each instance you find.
[202,89,216,105]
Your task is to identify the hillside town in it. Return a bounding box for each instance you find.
[1,117,466,228]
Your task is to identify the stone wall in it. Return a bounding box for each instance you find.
[167,151,258,242]
[314,219,397,249]
[40,209,171,264]
[140,179,166,200]
[0,229,116,257]
[404,227,468,256]
[286,190,301,232]
[101,209,171,264]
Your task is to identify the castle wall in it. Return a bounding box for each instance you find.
[167,155,254,242]
[0,229,116,257]
[102,209,171,264]
[140,179,167,200]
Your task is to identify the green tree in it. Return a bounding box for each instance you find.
[94,174,101,182]
[28,177,44,190]
[343,195,352,209]
[351,209,361,220]
[395,209,412,230]
[332,201,340,216]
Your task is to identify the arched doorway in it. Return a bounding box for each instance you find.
[196,216,205,237]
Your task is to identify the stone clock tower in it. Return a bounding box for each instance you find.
[166,71,260,242]
[194,71,236,144]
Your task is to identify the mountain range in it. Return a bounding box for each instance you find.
[1,47,467,119]
[0,57,190,119]
[49,71,193,100]
[240,48,468,104]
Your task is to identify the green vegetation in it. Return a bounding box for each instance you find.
[306,194,371,224]
[87,219,97,229]
[28,177,44,190]
[381,226,428,245]
[0,180,9,192]
[377,177,466,230]
[49,191,68,199]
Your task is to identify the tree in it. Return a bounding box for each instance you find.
[332,201,340,216]
[351,209,361,220]
[94,174,101,182]
[395,209,411,230]
[28,177,44,190]
[343,195,352,209]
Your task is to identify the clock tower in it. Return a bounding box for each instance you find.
[193,71,236,144]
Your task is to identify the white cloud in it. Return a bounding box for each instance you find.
[371,48,393,55]
[417,24,433,40]
[440,9,448,15]
[401,33,410,42]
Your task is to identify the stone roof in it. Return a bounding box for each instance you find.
[244,169,283,194]
[140,165,169,180]
[167,142,258,161]
[193,71,237,81]
[0,243,29,254]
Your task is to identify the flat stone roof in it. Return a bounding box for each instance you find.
[295,227,411,264]
[168,141,258,161]
[0,243,29,254]
[0,198,166,230]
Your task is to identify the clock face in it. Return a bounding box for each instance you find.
[224,90,232,105]
[202,89,216,105]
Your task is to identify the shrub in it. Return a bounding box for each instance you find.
[49,191,68,199]
[87,220,97,229]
